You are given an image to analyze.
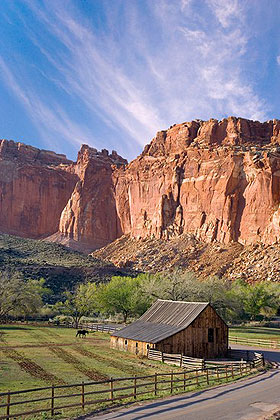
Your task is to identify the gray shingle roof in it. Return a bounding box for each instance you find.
[112,300,209,343]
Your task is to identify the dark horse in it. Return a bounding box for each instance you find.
[76,329,89,338]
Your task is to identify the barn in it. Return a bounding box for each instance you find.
[111,299,228,359]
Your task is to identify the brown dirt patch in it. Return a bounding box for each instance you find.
[0,347,64,385]
[72,345,143,375]
[49,346,108,381]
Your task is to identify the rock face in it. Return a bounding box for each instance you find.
[2,117,280,250]
[114,117,280,245]
[56,146,127,252]
[0,139,77,238]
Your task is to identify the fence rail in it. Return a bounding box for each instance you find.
[229,335,280,349]
[77,323,123,334]
[148,349,264,370]
[0,358,263,420]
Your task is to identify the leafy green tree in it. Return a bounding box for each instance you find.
[232,280,280,321]
[55,282,97,328]
[0,272,49,321]
[97,276,150,323]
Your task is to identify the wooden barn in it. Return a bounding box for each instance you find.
[111,300,228,359]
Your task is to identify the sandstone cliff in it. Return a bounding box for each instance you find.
[114,117,280,245]
[2,117,280,251]
[0,139,77,238]
[55,146,127,252]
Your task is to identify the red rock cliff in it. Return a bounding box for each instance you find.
[2,117,280,249]
[55,145,127,252]
[114,117,280,245]
[0,139,77,238]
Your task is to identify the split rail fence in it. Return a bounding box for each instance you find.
[77,323,122,334]
[148,349,265,370]
[0,353,264,419]
[229,335,280,349]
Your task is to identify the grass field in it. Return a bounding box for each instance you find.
[0,324,180,393]
[0,324,267,419]
[229,326,280,341]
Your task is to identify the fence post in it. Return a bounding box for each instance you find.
[162,351,164,363]
[171,372,173,394]
[216,367,220,382]
[180,353,183,368]
[240,361,243,376]
[134,375,137,400]
[196,369,199,386]
[206,369,209,385]
[262,354,265,367]
[110,378,114,401]
[202,359,206,371]
[51,385,55,417]
[184,371,186,390]
[154,373,157,396]
[6,391,10,420]
[81,381,85,410]
[225,366,228,382]
[231,364,234,379]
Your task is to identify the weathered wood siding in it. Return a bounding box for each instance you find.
[155,305,228,358]
[110,336,155,356]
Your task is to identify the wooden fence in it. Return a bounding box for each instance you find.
[77,323,122,334]
[0,360,262,420]
[148,349,264,370]
[229,335,280,349]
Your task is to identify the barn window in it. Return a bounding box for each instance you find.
[125,339,127,345]
[147,344,149,349]
[136,342,138,347]
[208,328,214,343]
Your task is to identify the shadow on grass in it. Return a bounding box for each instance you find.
[230,327,280,337]
[0,325,32,331]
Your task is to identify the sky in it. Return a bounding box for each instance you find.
[0,0,279,162]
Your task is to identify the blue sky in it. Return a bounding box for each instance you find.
[0,0,279,161]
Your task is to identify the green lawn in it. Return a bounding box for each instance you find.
[229,326,280,341]
[0,325,179,393]
[0,324,265,419]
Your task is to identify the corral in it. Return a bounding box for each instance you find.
[111,299,228,358]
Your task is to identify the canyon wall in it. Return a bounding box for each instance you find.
[114,117,280,245]
[2,117,280,249]
[0,140,77,238]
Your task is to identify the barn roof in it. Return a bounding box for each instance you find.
[112,300,209,343]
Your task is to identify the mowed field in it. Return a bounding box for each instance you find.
[0,324,276,418]
[229,326,280,341]
[0,324,180,393]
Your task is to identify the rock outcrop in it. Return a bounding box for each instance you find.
[55,146,127,252]
[2,117,280,250]
[0,140,77,238]
[114,117,280,245]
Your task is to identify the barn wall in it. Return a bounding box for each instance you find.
[156,306,228,358]
[110,336,154,356]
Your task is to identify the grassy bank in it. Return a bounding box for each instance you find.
[0,234,131,303]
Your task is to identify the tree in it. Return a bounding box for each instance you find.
[139,270,199,302]
[55,282,97,328]
[0,272,48,321]
[232,280,280,321]
[97,276,150,323]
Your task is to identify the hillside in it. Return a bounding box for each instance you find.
[0,234,130,302]
[93,234,280,283]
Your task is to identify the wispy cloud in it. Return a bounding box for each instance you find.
[0,0,271,160]
[0,57,95,153]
